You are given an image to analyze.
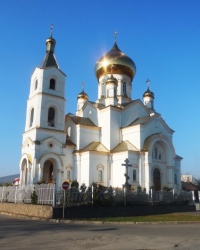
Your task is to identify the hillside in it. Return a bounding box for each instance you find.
[0,174,20,184]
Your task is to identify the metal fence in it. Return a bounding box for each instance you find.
[0,184,196,207]
[0,184,54,205]
[55,188,195,207]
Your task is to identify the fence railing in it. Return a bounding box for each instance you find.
[0,184,54,205]
[0,184,196,207]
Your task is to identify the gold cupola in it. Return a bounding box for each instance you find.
[95,42,136,81]
[77,91,88,100]
[143,87,154,99]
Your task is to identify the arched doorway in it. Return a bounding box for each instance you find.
[43,160,54,184]
[21,159,28,185]
[153,168,161,191]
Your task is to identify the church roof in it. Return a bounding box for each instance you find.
[40,52,59,68]
[111,140,139,153]
[77,141,109,153]
[127,115,152,127]
[40,35,59,69]
[66,137,76,147]
[91,102,105,110]
[70,116,97,127]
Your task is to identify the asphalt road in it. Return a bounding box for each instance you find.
[1,214,200,249]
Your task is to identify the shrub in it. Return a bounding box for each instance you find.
[71,180,79,189]
[31,190,38,204]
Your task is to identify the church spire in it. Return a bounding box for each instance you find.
[40,24,59,68]
[143,78,155,111]
[46,24,56,53]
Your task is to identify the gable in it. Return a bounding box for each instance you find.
[40,136,63,147]
[111,140,139,153]
[121,99,149,127]
[22,137,34,148]
[76,141,109,153]
[126,114,174,134]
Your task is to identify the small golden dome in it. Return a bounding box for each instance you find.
[46,37,56,53]
[95,42,136,81]
[143,87,154,98]
[77,91,88,100]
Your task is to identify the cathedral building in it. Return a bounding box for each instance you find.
[19,33,182,193]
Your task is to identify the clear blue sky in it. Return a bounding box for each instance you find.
[0,0,200,179]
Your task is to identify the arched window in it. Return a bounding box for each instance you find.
[154,147,158,159]
[133,169,136,181]
[114,88,117,97]
[35,80,38,90]
[174,174,177,185]
[67,170,70,180]
[48,107,55,127]
[123,82,126,95]
[49,78,56,90]
[159,152,162,160]
[98,170,103,182]
[30,108,34,127]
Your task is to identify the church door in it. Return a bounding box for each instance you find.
[153,168,161,191]
[43,160,54,184]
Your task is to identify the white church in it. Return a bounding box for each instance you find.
[19,32,182,193]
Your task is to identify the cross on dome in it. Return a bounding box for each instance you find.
[114,31,118,43]
[146,78,151,88]
[82,81,85,92]
[50,24,54,37]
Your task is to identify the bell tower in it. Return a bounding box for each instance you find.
[20,27,66,185]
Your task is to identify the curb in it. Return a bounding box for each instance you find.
[1,212,200,225]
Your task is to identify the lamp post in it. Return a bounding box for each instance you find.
[122,158,132,206]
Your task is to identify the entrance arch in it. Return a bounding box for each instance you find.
[153,168,161,191]
[39,153,63,187]
[20,158,28,185]
[43,160,54,184]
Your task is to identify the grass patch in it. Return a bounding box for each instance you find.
[85,213,200,222]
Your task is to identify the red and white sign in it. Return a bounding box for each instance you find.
[62,181,70,190]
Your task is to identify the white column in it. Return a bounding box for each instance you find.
[38,165,42,182]
[56,169,62,189]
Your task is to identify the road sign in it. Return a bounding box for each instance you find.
[62,181,69,190]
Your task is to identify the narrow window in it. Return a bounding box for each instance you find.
[48,107,55,127]
[98,170,103,182]
[174,174,177,185]
[30,108,34,127]
[133,169,136,181]
[114,88,117,97]
[35,80,38,90]
[123,82,126,95]
[49,78,55,90]
[67,170,70,180]
[159,153,162,160]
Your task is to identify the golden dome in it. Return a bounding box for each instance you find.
[46,37,56,53]
[143,87,154,98]
[77,91,88,100]
[95,42,136,81]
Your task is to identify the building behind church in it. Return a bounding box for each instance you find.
[19,32,182,193]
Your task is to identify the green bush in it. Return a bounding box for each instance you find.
[31,190,38,204]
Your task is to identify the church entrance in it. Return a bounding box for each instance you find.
[43,160,54,184]
[153,168,161,191]
[21,158,28,185]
